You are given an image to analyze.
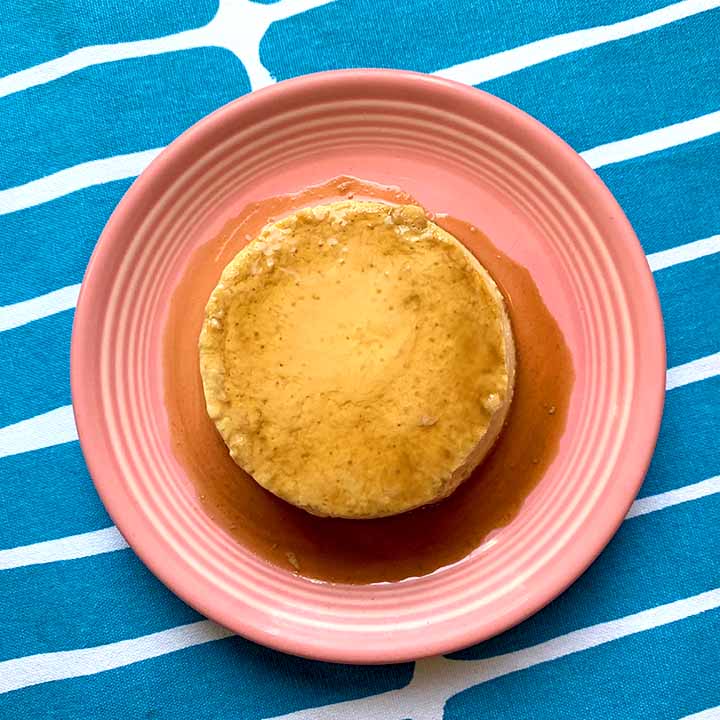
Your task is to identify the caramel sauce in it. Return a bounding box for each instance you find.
[164,176,574,584]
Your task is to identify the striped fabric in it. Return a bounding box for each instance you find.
[1,1,719,717]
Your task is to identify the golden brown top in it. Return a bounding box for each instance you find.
[199,201,514,519]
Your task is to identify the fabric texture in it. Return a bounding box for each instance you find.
[1,1,719,718]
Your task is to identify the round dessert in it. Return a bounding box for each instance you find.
[199,201,515,519]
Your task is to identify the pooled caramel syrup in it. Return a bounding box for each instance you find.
[163,176,574,584]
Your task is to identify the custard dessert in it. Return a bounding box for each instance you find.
[199,201,515,519]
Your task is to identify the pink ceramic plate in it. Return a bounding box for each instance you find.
[71,69,665,664]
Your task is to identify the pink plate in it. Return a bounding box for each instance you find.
[71,69,665,664]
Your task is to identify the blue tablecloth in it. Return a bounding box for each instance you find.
[1,1,719,718]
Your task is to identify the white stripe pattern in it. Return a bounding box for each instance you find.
[1,472,719,571]
[0,0,716,714]
[0,406,78,459]
[0,148,161,215]
[626,475,720,519]
[0,29,209,100]
[1,350,717,460]
[0,284,80,332]
[435,0,720,86]
[581,110,720,169]
[0,527,128,571]
[0,0,710,103]
[2,585,716,703]
[0,111,716,219]
[666,352,720,391]
[0,0,336,100]
[0,620,233,695]
[0,3,717,218]
[681,707,720,720]
[647,234,720,272]
[266,589,720,720]
[2,230,718,335]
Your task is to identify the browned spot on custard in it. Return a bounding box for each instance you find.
[164,176,574,584]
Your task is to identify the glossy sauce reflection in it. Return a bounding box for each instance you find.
[163,176,574,584]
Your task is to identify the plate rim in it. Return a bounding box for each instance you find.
[71,68,666,664]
